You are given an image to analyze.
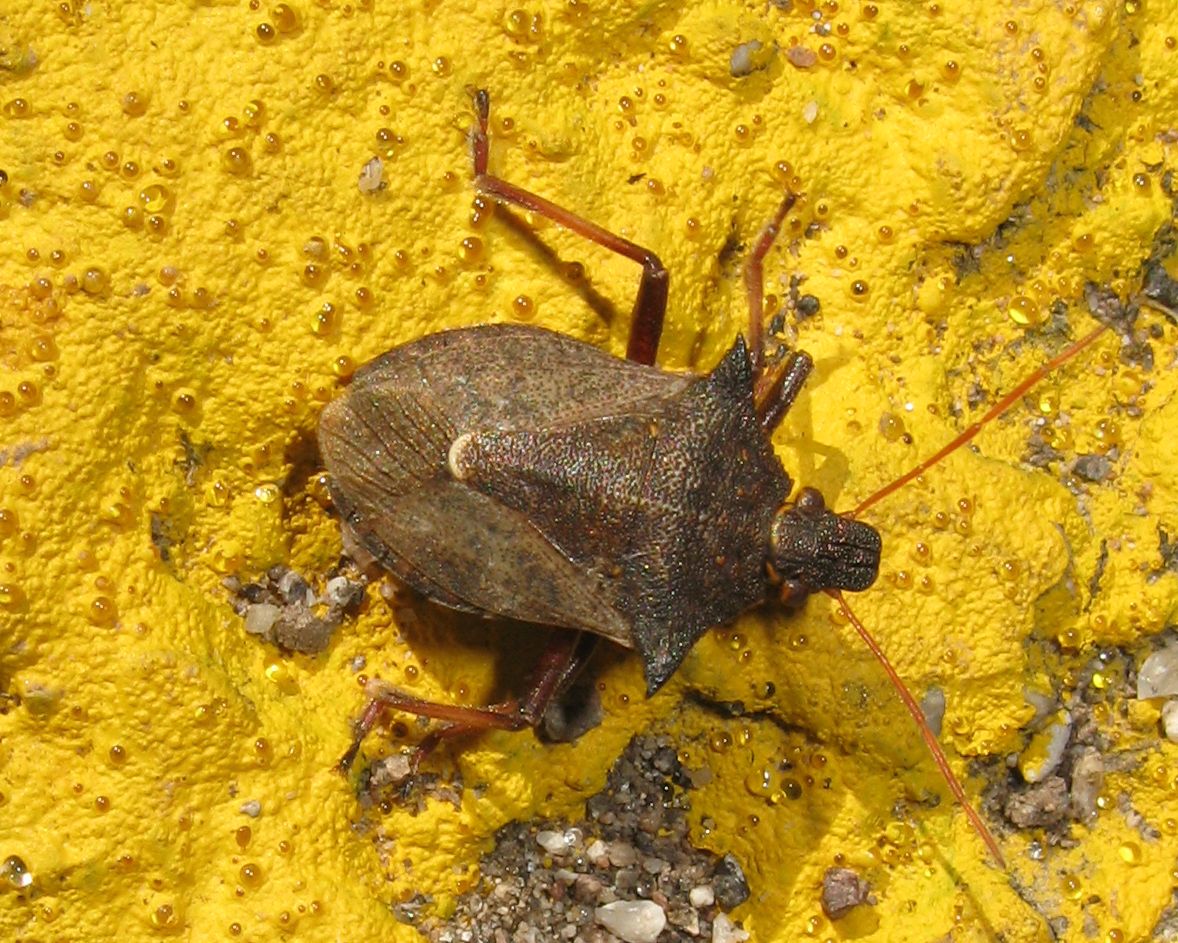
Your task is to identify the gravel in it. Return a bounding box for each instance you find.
[420,734,750,943]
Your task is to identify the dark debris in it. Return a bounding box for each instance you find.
[820,866,873,920]
[225,561,366,654]
[418,734,749,943]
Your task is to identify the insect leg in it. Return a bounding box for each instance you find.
[471,89,669,365]
[743,191,798,376]
[337,630,596,772]
[743,191,816,430]
[755,350,813,434]
[337,689,529,773]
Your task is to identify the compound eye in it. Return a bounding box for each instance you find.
[796,487,825,513]
[778,578,810,611]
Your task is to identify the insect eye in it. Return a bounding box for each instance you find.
[795,487,825,513]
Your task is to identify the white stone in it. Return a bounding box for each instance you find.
[1138,644,1178,699]
[536,828,580,855]
[712,914,750,943]
[1163,700,1178,743]
[689,885,715,908]
[1018,710,1072,784]
[358,156,384,193]
[243,603,280,636]
[594,900,666,943]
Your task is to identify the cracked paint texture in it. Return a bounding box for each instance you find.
[1,1,1177,941]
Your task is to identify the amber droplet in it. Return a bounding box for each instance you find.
[223,147,252,176]
[89,596,116,625]
[511,294,535,319]
[122,91,147,116]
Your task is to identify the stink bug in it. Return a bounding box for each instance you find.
[319,90,1110,866]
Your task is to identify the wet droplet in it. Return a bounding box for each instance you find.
[138,184,172,213]
[253,483,280,504]
[81,267,109,295]
[0,584,24,610]
[878,412,906,442]
[122,91,147,117]
[272,3,298,32]
[88,596,116,625]
[223,147,252,175]
[312,302,336,335]
[512,294,535,319]
[459,236,483,262]
[151,903,179,930]
[2,855,32,889]
[744,768,773,797]
[265,660,297,693]
[1093,418,1121,451]
[171,389,197,413]
[1007,294,1043,326]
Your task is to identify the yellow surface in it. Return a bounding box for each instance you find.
[1,1,1177,941]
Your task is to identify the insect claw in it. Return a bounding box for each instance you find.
[473,87,490,122]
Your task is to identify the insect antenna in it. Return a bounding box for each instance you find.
[849,322,1110,517]
[822,321,1115,870]
[826,588,1006,868]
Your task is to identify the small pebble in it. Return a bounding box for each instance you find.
[243,603,280,636]
[1137,644,1178,699]
[358,156,385,193]
[595,900,666,943]
[821,867,872,920]
[711,914,750,942]
[730,39,767,77]
[786,46,818,69]
[608,841,638,867]
[1018,710,1072,783]
[1073,454,1112,482]
[1163,700,1178,743]
[920,686,945,737]
[712,855,750,910]
[1005,777,1069,829]
[1069,746,1105,820]
[689,885,715,908]
[537,829,580,855]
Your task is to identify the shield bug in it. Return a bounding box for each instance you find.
[319,90,1111,866]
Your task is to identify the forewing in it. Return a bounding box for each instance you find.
[319,325,678,644]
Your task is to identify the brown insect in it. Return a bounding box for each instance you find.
[320,90,1109,866]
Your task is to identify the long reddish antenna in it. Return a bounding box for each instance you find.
[826,589,1006,868]
[851,323,1110,517]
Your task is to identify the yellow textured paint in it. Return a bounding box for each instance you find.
[1,1,1177,942]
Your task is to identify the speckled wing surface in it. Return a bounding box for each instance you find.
[319,324,695,648]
